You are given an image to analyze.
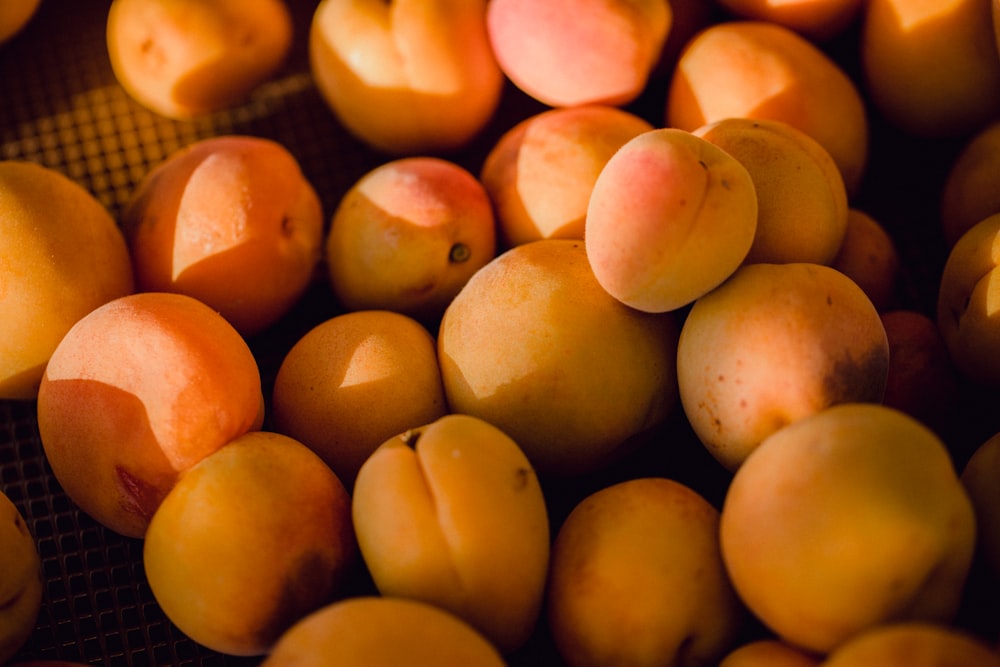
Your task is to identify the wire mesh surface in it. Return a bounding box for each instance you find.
[3,2,1000,666]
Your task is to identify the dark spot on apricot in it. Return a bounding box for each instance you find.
[823,346,890,405]
[513,467,532,491]
[698,160,708,170]
[449,242,471,263]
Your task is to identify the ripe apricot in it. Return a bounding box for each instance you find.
[0,491,42,665]
[122,135,324,336]
[822,622,1000,666]
[438,239,679,476]
[714,0,864,41]
[693,117,848,266]
[106,0,293,118]
[0,0,40,44]
[830,208,901,312]
[271,309,448,487]
[860,0,1000,137]
[309,0,503,154]
[547,477,744,667]
[585,128,758,313]
[677,262,889,470]
[262,596,507,667]
[486,0,672,108]
[352,414,550,653]
[36,292,264,538]
[0,161,134,400]
[717,639,822,667]
[940,120,1000,246]
[480,104,653,247]
[143,431,356,657]
[666,20,869,195]
[325,156,496,324]
[721,404,976,654]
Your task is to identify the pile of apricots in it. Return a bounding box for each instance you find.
[5,0,1000,665]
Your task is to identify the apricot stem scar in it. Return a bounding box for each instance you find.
[401,429,421,448]
[449,243,471,263]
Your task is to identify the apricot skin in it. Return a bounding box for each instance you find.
[677,262,889,471]
[36,292,264,538]
[106,0,293,119]
[271,310,448,487]
[351,414,550,653]
[0,491,42,665]
[940,120,1000,247]
[143,431,356,657]
[262,596,507,667]
[438,239,679,476]
[547,477,744,667]
[480,105,654,247]
[0,161,134,400]
[585,128,758,314]
[666,20,869,196]
[693,117,848,266]
[720,404,976,654]
[309,0,503,154]
[122,135,324,336]
[486,0,671,108]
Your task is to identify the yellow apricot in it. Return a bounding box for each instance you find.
[0,0,40,44]
[666,20,869,195]
[861,0,1000,137]
[0,161,134,400]
[830,208,901,312]
[271,310,448,487]
[309,0,503,154]
[717,639,822,667]
[547,477,744,667]
[486,0,672,108]
[677,262,889,471]
[941,120,1000,246]
[480,105,654,247]
[352,414,550,653]
[262,596,507,667]
[712,0,864,41]
[438,239,679,475]
[585,128,758,313]
[822,622,1000,666]
[0,491,42,665]
[106,0,293,118]
[936,212,1000,386]
[693,117,848,266]
[143,431,356,657]
[721,404,976,654]
[37,292,264,538]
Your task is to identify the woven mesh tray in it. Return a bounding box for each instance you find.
[3,2,1000,666]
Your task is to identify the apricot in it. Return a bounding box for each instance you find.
[486,0,671,108]
[325,156,496,324]
[0,0,40,44]
[547,477,744,667]
[941,120,1000,246]
[880,309,960,436]
[720,403,977,654]
[143,431,356,657]
[936,212,1000,386]
[0,161,134,400]
[584,128,758,313]
[479,105,654,247]
[693,117,848,266]
[717,639,821,667]
[712,0,864,41]
[0,491,42,665]
[36,292,264,538]
[122,135,324,336]
[677,262,889,471]
[822,622,1000,666]
[262,596,507,667]
[437,239,679,476]
[309,0,503,154]
[271,309,448,487]
[860,0,1000,138]
[351,414,550,653]
[961,431,1000,581]
[666,20,869,195]
[830,208,901,312]
[106,0,293,119]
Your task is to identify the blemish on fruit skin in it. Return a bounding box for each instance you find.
[823,346,889,405]
[513,466,532,491]
[449,242,471,263]
[115,465,160,524]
